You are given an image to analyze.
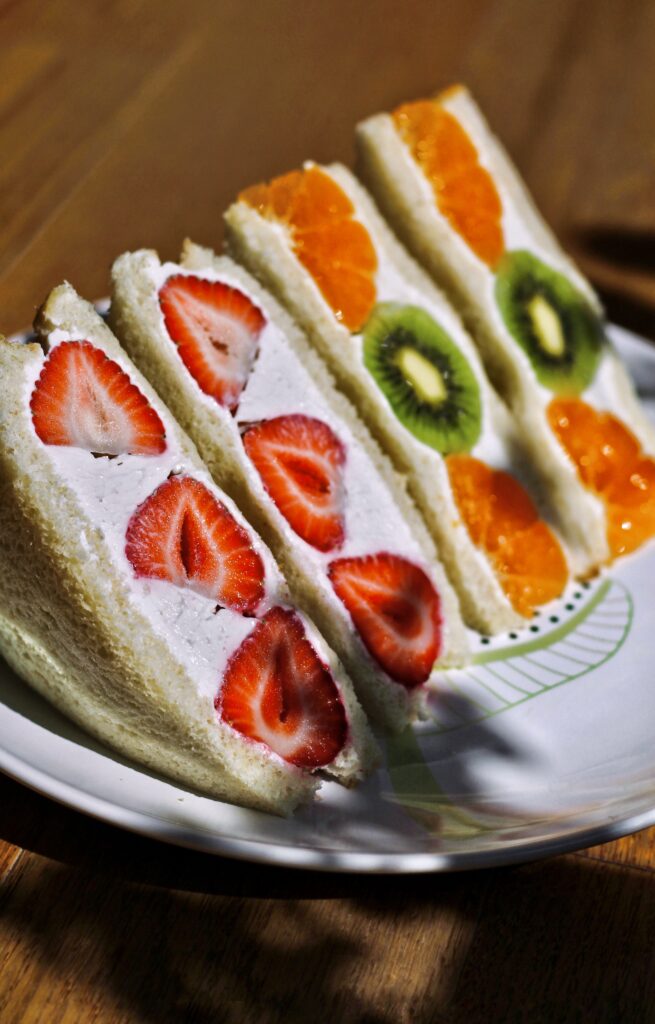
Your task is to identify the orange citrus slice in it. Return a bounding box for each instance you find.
[239,166,378,332]
[392,99,505,269]
[548,397,655,558]
[446,454,568,617]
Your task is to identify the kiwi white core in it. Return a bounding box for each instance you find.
[527,295,566,359]
[395,346,448,405]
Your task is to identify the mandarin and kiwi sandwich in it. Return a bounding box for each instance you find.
[356,84,655,571]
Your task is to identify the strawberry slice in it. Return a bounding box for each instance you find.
[218,606,347,768]
[328,553,441,688]
[125,475,265,613]
[159,274,266,412]
[242,414,346,552]
[30,340,166,456]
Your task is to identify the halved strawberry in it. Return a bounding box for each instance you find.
[328,553,441,688]
[218,606,347,768]
[30,340,166,456]
[242,414,346,552]
[159,274,266,412]
[125,475,265,613]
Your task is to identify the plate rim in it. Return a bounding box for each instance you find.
[3,741,655,873]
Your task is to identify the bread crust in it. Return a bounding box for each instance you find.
[224,166,562,632]
[0,285,374,813]
[110,244,468,728]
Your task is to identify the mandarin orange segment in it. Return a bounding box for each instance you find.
[607,487,655,557]
[392,99,504,269]
[238,182,275,215]
[548,397,655,559]
[298,256,377,335]
[483,469,539,548]
[292,167,353,225]
[294,219,378,273]
[606,457,655,508]
[446,454,495,548]
[239,165,378,332]
[494,523,569,618]
[607,503,655,557]
[446,454,567,616]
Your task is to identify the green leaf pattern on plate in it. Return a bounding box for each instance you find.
[385,577,633,836]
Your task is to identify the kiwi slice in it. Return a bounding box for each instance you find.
[363,303,482,454]
[495,250,604,394]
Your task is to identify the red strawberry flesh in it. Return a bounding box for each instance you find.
[125,475,265,613]
[159,274,266,412]
[242,414,346,552]
[218,606,347,768]
[328,553,441,688]
[30,340,166,456]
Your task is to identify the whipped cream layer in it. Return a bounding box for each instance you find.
[144,256,452,683]
[24,328,287,707]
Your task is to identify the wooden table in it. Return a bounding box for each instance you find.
[2,1,655,1020]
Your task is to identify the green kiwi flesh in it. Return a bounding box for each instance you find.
[362,302,482,454]
[494,250,604,394]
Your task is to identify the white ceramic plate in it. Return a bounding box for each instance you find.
[2,324,654,873]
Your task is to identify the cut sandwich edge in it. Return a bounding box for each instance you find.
[110,243,467,728]
[0,294,375,813]
[224,188,561,631]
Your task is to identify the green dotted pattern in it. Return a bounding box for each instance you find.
[385,577,633,836]
[427,578,632,733]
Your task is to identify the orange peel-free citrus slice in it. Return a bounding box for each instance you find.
[548,397,655,558]
[239,166,378,333]
[446,454,568,617]
[392,98,505,269]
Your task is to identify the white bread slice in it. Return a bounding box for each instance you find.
[356,85,655,571]
[224,164,570,633]
[0,283,376,815]
[109,242,468,729]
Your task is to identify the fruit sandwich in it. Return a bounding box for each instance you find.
[225,163,570,634]
[356,84,655,571]
[110,241,468,729]
[0,282,377,815]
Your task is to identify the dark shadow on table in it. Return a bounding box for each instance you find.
[2,776,655,1023]
[576,227,655,274]
[598,282,655,344]
[571,225,655,342]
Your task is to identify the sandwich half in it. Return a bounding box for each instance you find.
[225,163,569,634]
[356,84,655,569]
[0,282,375,815]
[110,241,468,728]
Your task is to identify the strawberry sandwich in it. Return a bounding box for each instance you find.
[110,241,468,728]
[0,283,376,814]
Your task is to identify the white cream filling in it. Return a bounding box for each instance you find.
[144,258,454,683]
[24,330,285,707]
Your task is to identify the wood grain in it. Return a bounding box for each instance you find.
[1,0,655,1020]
